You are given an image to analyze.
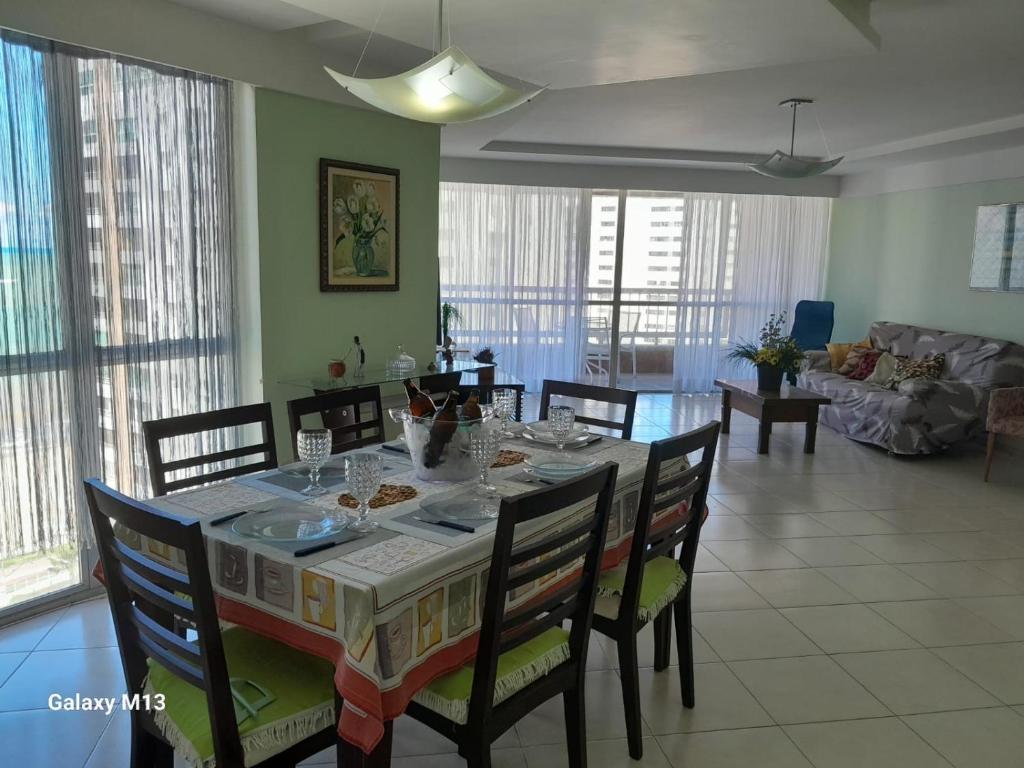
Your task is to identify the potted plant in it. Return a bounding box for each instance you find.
[440,302,463,349]
[474,347,498,384]
[727,312,804,392]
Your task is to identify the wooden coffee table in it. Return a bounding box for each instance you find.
[714,379,832,455]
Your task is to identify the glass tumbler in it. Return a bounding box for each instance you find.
[548,405,576,451]
[344,453,385,533]
[296,428,331,496]
[468,422,503,517]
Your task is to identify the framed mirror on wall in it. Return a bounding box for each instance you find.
[970,202,1024,292]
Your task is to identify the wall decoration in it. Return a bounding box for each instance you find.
[320,158,399,292]
[970,203,1024,292]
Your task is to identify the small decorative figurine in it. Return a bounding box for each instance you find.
[353,336,366,377]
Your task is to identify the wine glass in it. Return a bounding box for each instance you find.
[345,453,384,533]
[296,428,331,496]
[492,388,518,437]
[548,405,576,451]
[468,422,503,518]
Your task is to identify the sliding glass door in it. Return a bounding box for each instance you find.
[0,33,238,619]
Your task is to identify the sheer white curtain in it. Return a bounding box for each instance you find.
[439,183,589,390]
[672,193,831,392]
[0,31,237,610]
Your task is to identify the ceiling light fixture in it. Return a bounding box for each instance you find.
[749,98,843,179]
[324,0,543,124]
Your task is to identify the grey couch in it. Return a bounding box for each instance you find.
[798,321,1024,455]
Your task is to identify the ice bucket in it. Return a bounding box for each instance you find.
[389,406,497,482]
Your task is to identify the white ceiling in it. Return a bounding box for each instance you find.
[166,0,1024,177]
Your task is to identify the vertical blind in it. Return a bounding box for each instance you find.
[0,31,237,587]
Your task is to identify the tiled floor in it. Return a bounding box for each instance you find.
[3,393,1024,767]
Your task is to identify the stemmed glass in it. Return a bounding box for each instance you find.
[468,421,503,518]
[296,428,331,496]
[492,388,518,438]
[548,405,576,451]
[344,453,384,533]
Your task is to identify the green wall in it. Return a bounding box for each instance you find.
[255,89,441,453]
[827,178,1024,344]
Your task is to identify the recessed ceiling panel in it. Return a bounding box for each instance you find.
[277,0,880,88]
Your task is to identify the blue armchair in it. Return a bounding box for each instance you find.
[789,301,834,385]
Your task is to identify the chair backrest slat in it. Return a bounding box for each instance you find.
[466,464,617,731]
[144,403,278,497]
[287,385,385,459]
[85,479,246,766]
[109,538,193,597]
[615,422,720,630]
[539,379,638,439]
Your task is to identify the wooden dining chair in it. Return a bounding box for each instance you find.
[287,385,386,460]
[84,478,340,768]
[404,463,619,768]
[421,371,463,407]
[143,403,278,496]
[590,422,720,759]
[539,380,639,440]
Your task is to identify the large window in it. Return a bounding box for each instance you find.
[0,32,238,615]
[441,184,830,393]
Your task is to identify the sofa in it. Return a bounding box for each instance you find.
[798,321,1024,455]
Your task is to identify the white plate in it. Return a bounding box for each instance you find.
[524,458,597,474]
[522,430,591,448]
[232,509,347,542]
[526,420,589,438]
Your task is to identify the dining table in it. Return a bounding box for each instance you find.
[124,428,689,766]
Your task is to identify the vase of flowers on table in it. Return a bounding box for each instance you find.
[727,312,804,392]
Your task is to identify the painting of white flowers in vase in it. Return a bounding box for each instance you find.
[319,158,399,291]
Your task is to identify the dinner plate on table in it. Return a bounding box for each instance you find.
[522,421,591,448]
[524,458,598,482]
[279,465,347,481]
[419,492,497,522]
[232,508,347,542]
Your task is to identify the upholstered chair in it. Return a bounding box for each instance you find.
[985,387,1024,481]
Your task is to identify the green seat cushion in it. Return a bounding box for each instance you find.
[412,626,570,724]
[145,627,335,768]
[595,556,686,623]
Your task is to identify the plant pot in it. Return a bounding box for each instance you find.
[756,364,784,392]
[477,366,495,384]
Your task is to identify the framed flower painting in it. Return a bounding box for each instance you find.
[319,158,399,291]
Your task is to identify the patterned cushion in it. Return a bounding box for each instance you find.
[864,352,901,386]
[827,339,871,372]
[884,353,946,391]
[837,346,876,376]
[847,350,883,381]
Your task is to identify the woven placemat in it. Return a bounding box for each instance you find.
[492,450,529,468]
[338,484,417,509]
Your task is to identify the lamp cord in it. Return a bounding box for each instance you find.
[353,0,388,77]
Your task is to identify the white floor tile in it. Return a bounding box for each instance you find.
[780,604,918,653]
[904,707,1024,768]
[738,569,858,608]
[689,572,771,612]
[833,649,999,714]
[658,727,813,768]
[784,717,951,768]
[524,738,670,768]
[638,662,773,734]
[819,564,938,602]
[896,562,1019,598]
[869,599,1013,647]
[852,534,958,564]
[956,596,1024,640]
[779,537,883,567]
[729,655,889,724]
[702,540,808,571]
[934,643,1024,705]
[808,511,904,535]
[693,609,820,660]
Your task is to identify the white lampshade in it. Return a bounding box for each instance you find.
[325,46,543,124]
[748,151,843,179]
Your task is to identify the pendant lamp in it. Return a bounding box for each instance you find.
[324,0,543,124]
[749,98,843,179]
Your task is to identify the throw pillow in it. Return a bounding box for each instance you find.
[826,338,871,372]
[864,351,900,386]
[837,345,875,376]
[884,353,946,390]
[847,350,883,380]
